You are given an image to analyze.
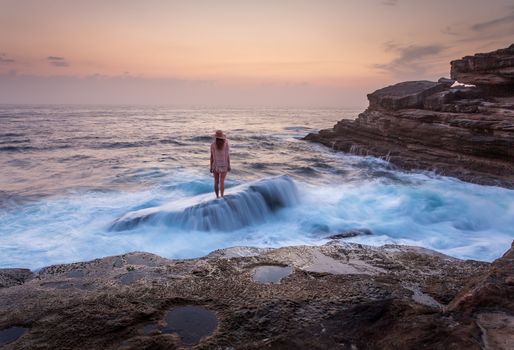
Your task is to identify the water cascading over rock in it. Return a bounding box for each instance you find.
[109,175,299,232]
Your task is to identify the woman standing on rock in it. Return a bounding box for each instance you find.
[210,130,231,198]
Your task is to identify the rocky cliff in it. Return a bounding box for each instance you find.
[1,241,513,349]
[305,44,514,187]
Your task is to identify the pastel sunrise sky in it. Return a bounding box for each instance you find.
[1,0,513,106]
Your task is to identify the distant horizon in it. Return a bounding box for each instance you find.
[0,102,368,108]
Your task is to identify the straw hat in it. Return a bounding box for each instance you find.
[213,130,226,139]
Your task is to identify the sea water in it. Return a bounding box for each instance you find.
[1,105,513,269]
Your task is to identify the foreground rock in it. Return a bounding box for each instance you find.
[449,241,514,350]
[0,269,33,288]
[305,44,514,187]
[1,241,512,349]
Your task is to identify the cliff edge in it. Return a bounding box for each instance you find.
[305,44,514,187]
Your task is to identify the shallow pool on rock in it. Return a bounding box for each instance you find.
[161,306,218,345]
[0,326,28,346]
[118,271,144,285]
[253,265,293,284]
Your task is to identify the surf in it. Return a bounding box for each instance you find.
[109,175,299,232]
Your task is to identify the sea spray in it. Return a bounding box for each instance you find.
[1,105,513,269]
[1,172,514,269]
[109,175,299,231]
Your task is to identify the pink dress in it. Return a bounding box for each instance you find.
[211,141,230,173]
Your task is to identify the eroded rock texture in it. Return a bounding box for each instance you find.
[451,44,514,90]
[305,44,514,187]
[0,241,512,349]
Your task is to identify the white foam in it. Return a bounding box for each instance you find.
[1,172,513,269]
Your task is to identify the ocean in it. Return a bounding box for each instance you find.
[1,105,513,269]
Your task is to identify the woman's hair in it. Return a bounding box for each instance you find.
[215,137,225,150]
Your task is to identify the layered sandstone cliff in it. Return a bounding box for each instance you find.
[305,44,514,187]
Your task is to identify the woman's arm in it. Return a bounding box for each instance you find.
[210,145,214,173]
[227,143,231,172]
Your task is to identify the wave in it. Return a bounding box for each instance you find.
[188,136,213,142]
[0,139,31,145]
[91,138,186,149]
[2,172,514,269]
[92,141,152,149]
[283,126,311,131]
[0,132,26,138]
[109,175,299,232]
[0,145,36,152]
[159,139,185,145]
[0,144,74,153]
[289,166,318,175]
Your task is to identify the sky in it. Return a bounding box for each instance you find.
[0,0,513,106]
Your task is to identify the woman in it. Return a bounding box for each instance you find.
[210,130,231,198]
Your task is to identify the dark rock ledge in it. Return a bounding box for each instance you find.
[305,44,514,188]
[1,241,513,349]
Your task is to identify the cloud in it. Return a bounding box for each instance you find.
[443,7,514,43]
[381,0,398,6]
[47,56,70,67]
[470,10,514,31]
[374,43,447,79]
[0,53,15,64]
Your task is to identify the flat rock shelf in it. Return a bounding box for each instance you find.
[0,241,513,349]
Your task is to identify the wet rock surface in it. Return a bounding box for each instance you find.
[0,326,28,346]
[0,269,33,288]
[252,265,293,284]
[0,242,512,349]
[161,306,218,345]
[305,44,514,187]
[326,228,373,240]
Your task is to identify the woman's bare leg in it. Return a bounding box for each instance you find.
[220,172,227,197]
[214,172,220,198]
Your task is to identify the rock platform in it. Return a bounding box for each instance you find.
[1,240,513,349]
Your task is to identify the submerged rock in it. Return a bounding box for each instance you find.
[110,175,299,231]
[1,241,512,349]
[305,44,514,188]
[326,228,373,239]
